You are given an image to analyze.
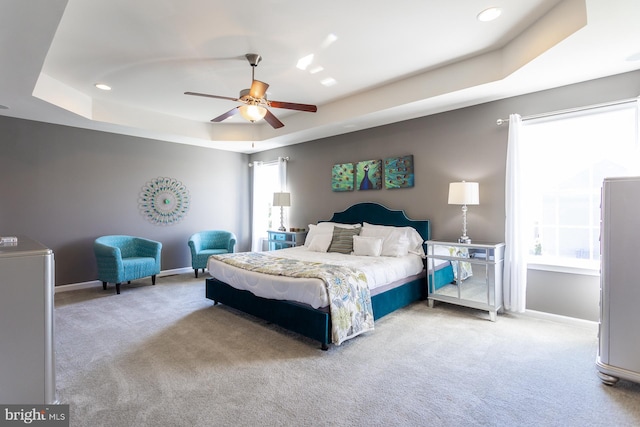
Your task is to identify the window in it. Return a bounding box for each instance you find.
[520,102,639,272]
[251,158,287,251]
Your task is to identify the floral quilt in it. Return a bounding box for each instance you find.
[212,252,374,345]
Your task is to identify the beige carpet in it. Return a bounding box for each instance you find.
[54,273,640,427]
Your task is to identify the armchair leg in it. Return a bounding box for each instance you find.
[116,283,121,295]
[152,275,156,285]
[194,269,198,278]
[102,281,107,291]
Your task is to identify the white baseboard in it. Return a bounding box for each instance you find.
[519,309,598,328]
[54,267,194,293]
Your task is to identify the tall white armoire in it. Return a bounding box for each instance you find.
[0,236,56,403]
[597,177,640,385]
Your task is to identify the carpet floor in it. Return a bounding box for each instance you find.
[54,273,640,427]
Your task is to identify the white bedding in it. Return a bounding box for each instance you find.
[207,246,424,309]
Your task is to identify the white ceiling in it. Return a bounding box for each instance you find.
[2,0,640,154]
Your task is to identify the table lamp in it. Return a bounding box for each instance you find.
[448,181,479,243]
[272,192,291,231]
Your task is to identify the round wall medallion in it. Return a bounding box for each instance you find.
[138,177,190,225]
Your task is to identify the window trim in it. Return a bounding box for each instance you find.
[527,257,600,276]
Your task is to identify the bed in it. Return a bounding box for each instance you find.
[205,202,454,349]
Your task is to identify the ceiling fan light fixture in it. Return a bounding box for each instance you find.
[239,104,267,122]
[185,53,316,129]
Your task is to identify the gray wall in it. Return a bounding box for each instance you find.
[3,70,638,319]
[251,69,640,321]
[0,117,250,286]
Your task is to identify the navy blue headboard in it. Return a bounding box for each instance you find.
[325,202,430,242]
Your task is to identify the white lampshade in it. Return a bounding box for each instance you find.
[239,105,267,122]
[273,192,291,207]
[448,182,479,205]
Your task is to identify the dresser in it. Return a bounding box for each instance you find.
[597,177,640,385]
[0,236,57,403]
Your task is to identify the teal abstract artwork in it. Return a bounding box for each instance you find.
[384,155,414,189]
[332,163,355,192]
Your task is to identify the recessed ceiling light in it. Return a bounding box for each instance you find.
[296,54,314,70]
[477,7,502,22]
[309,66,324,74]
[320,77,337,87]
[321,33,338,49]
[94,83,111,91]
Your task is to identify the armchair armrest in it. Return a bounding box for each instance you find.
[94,242,122,263]
[133,237,162,271]
[134,237,162,257]
[188,234,202,254]
[94,242,124,281]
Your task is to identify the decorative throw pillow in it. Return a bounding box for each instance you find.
[305,222,361,247]
[304,224,334,247]
[327,227,361,254]
[360,222,425,257]
[316,222,361,229]
[307,233,333,252]
[352,236,383,257]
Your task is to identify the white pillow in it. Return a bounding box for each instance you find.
[306,222,361,247]
[307,233,333,252]
[317,222,361,229]
[361,222,425,257]
[304,224,334,247]
[352,236,383,257]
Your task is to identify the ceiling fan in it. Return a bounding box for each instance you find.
[185,53,317,129]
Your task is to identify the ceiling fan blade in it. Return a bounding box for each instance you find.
[263,109,285,129]
[211,107,241,122]
[269,100,317,113]
[249,80,269,99]
[185,91,239,102]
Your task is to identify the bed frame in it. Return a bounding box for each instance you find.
[205,202,432,350]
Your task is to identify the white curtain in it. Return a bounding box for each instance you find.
[250,157,287,251]
[504,114,527,312]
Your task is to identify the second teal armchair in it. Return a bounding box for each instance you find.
[188,230,236,278]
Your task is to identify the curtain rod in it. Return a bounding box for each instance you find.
[496,96,639,126]
[248,156,289,167]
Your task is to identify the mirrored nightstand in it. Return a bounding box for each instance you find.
[426,240,505,321]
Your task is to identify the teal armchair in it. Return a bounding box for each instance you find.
[94,235,162,294]
[188,230,236,278]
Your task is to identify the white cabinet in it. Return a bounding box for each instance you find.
[426,241,504,321]
[0,236,56,404]
[597,177,640,385]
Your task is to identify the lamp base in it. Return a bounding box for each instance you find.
[458,236,471,244]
